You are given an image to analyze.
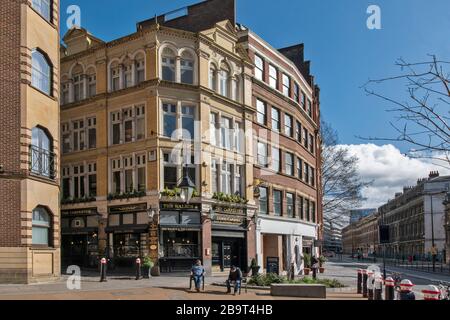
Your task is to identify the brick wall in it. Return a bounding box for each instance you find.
[0,0,23,248]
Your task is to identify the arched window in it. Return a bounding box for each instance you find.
[219,63,230,98]
[209,64,217,91]
[32,207,51,246]
[86,67,97,98]
[32,0,51,22]
[123,58,133,89]
[110,61,120,91]
[180,51,194,84]
[31,127,54,178]
[72,64,84,102]
[31,50,51,95]
[135,53,145,84]
[161,47,176,81]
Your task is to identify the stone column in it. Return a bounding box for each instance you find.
[175,56,181,83]
[131,60,136,86]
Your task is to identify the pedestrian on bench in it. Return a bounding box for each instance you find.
[226,265,242,295]
[191,260,205,293]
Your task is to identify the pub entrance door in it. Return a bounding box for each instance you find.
[212,238,245,272]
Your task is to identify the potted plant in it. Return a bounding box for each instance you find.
[250,258,260,276]
[142,256,154,279]
[319,255,327,273]
[303,253,311,276]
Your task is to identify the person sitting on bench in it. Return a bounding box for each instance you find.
[226,265,242,295]
[191,260,205,292]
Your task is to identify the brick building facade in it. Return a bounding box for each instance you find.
[0,0,60,283]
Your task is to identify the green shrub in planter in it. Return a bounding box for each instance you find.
[142,256,154,279]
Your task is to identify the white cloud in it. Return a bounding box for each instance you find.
[339,144,450,208]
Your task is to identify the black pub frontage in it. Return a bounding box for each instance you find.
[211,203,248,273]
[158,201,202,273]
[105,203,150,270]
[61,207,100,269]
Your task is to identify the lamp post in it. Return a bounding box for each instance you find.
[178,169,196,204]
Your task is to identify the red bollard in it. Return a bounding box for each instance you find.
[385,277,395,300]
[422,285,440,301]
[100,257,107,282]
[399,279,416,300]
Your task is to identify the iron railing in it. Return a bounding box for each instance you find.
[30,145,55,179]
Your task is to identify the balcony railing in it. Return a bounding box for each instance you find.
[30,145,55,180]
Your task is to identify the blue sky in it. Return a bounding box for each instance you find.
[60,0,450,152]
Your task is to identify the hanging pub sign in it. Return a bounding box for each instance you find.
[108,203,147,214]
[160,202,201,211]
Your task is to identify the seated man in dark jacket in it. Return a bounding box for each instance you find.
[226,265,242,295]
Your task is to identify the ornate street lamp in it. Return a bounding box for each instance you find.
[178,170,196,204]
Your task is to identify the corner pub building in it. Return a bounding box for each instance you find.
[59,0,322,276]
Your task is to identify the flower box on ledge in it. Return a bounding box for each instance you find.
[61,197,97,205]
[107,191,146,201]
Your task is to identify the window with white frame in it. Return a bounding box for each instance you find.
[307,99,313,117]
[284,114,293,137]
[309,133,315,154]
[180,51,194,84]
[220,116,232,150]
[297,158,303,180]
[88,163,97,197]
[62,166,71,199]
[73,164,86,199]
[110,63,120,91]
[110,105,145,145]
[273,190,282,216]
[210,112,219,146]
[181,105,195,140]
[303,127,308,148]
[259,187,268,214]
[255,55,264,81]
[61,123,71,154]
[32,207,51,246]
[301,91,306,109]
[221,162,233,195]
[123,63,133,88]
[282,74,290,96]
[271,147,280,172]
[304,162,310,184]
[32,0,51,22]
[286,193,295,218]
[87,117,97,149]
[256,99,267,125]
[209,65,217,90]
[87,72,96,98]
[110,154,147,194]
[73,74,84,102]
[61,82,69,104]
[294,82,300,103]
[162,103,177,139]
[136,56,145,84]
[161,48,176,81]
[219,66,230,98]
[296,121,302,143]
[163,152,178,190]
[257,142,268,167]
[271,107,280,132]
[211,158,219,193]
[285,152,294,176]
[31,50,51,95]
[72,120,86,152]
[269,64,277,89]
[234,121,244,154]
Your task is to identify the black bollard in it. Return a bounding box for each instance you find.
[100,257,107,282]
[135,258,142,280]
[362,270,368,298]
[357,269,363,294]
[384,277,395,300]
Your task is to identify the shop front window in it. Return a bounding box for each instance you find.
[162,231,200,258]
